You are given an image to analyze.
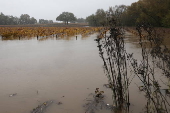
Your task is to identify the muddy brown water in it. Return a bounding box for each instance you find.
[0,32,169,113]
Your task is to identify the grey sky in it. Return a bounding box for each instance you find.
[0,0,138,22]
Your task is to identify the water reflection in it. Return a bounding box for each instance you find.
[0,28,169,113]
[0,34,90,41]
[0,32,111,113]
[125,30,170,49]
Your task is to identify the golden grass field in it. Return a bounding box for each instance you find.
[0,26,107,40]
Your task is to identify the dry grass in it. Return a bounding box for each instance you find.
[0,27,103,39]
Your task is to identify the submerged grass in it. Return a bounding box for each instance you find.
[0,27,104,40]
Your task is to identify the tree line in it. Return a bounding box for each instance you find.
[1,0,170,27]
[85,0,170,27]
[56,12,86,24]
[121,0,170,27]
[0,11,86,25]
[0,13,53,25]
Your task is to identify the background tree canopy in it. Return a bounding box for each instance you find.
[0,0,170,27]
[121,0,170,27]
[86,6,126,27]
[19,14,36,24]
[86,9,107,27]
[39,19,53,24]
[0,13,53,25]
[56,12,77,25]
[76,18,86,23]
[0,12,19,25]
[86,0,170,27]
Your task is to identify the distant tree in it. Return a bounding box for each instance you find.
[0,12,54,25]
[30,17,37,24]
[39,19,52,24]
[95,9,107,26]
[39,19,46,24]
[8,16,16,25]
[18,14,38,25]
[0,13,19,25]
[56,12,77,24]
[121,0,170,27]
[12,16,20,25]
[108,5,128,26]
[48,20,53,23]
[86,8,107,26]
[76,18,86,23]
[19,14,31,24]
[0,13,7,25]
[86,14,96,26]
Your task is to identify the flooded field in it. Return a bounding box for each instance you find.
[0,31,169,113]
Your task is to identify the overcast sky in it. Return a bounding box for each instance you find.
[0,0,138,22]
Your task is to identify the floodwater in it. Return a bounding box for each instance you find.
[0,32,169,113]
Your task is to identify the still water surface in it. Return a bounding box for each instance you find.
[0,32,169,113]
